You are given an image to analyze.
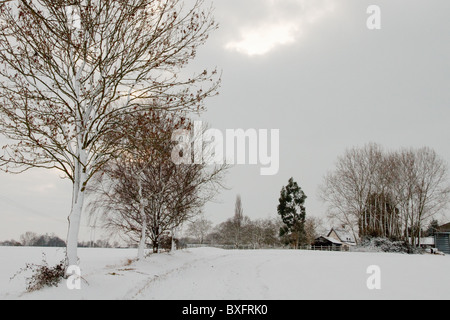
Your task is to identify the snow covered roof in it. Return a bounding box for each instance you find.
[314,236,344,246]
[322,236,343,245]
[328,228,356,245]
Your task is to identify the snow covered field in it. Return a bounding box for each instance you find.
[0,247,449,300]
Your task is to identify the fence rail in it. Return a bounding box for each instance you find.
[185,244,279,250]
[299,245,347,252]
[185,244,348,252]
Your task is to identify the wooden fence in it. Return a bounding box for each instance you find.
[185,244,348,252]
[299,245,347,252]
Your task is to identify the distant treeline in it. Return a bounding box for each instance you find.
[0,232,65,247]
[181,215,325,250]
[0,232,118,248]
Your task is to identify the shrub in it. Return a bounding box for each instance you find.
[11,254,66,292]
[356,237,424,254]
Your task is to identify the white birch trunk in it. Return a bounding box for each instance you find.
[66,149,88,267]
[171,228,177,252]
[66,189,85,267]
[138,217,147,260]
[66,41,89,267]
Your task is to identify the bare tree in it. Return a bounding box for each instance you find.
[0,0,219,266]
[88,110,227,256]
[394,147,450,245]
[186,215,213,245]
[304,217,325,245]
[320,144,450,246]
[20,232,39,247]
[244,218,281,249]
[210,216,281,248]
[233,194,244,248]
[319,143,384,243]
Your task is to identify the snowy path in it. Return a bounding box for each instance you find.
[1,247,450,300]
[128,250,273,300]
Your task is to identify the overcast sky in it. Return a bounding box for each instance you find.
[1,0,450,242]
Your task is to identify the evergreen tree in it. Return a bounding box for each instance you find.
[426,220,440,237]
[277,178,307,249]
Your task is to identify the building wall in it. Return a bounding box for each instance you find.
[435,233,450,254]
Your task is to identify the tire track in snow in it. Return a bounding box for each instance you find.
[255,258,272,299]
[217,255,273,299]
[124,252,230,300]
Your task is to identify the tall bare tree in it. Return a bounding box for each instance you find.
[233,194,244,248]
[320,144,450,246]
[0,0,219,266]
[319,144,385,242]
[393,147,450,245]
[88,110,227,256]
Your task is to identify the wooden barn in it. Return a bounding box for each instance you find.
[313,236,343,247]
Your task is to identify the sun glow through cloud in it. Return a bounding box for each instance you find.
[225,0,336,56]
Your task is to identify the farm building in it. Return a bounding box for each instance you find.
[438,223,450,233]
[311,236,345,251]
[418,237,435,249]
[327,228,357,247]
[435,223,450,254]
[312,228,357,251]
[313,236,343,247]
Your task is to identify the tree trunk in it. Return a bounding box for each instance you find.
[153,240,159,254]
[171,230,177,252]
[138,218,147,260]
[137,174,147,260]
[66,156,87,267]
[66,187,85,267]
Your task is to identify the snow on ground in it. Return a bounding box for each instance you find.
[0,247,449,300]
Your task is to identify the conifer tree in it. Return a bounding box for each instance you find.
[277,178,307,249]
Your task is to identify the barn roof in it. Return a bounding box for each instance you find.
[314,236,343,246]
[438,223,450,232]
[328,228,356,244]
